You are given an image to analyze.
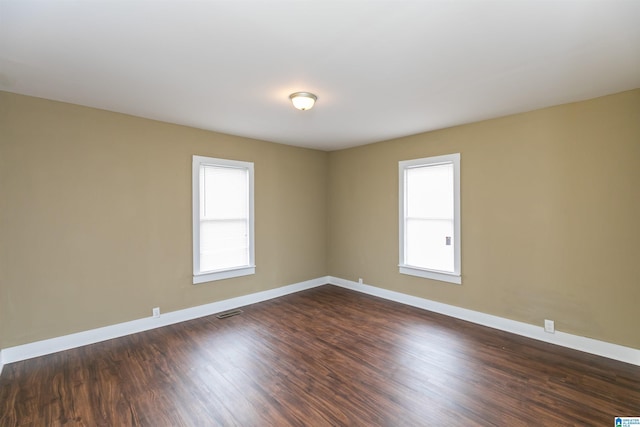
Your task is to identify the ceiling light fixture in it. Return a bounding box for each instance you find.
[289,92,317,111]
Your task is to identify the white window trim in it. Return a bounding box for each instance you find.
[399,153,461,285]
[192,155,255,284]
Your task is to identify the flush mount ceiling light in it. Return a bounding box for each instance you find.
[289,92,317,111]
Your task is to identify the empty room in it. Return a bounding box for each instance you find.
[1,1,639,425]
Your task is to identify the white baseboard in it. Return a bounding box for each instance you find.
[328,276,640,366]
[0,276,330,366]
[2,275,638,369]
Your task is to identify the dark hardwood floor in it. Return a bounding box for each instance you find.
[1,285,638,426]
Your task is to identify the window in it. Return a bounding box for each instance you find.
[399,153,461,284]
[192,156,255,284]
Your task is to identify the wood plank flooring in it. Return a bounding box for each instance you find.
[1,285,638,426]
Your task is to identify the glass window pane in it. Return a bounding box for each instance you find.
[200,219,249,272]
[406,163,453,219]
[201,165,248,220]
[406,218,454,272]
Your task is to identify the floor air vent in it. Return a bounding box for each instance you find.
[216,309,243,319]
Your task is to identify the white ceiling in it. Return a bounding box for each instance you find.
[1,1,639,151]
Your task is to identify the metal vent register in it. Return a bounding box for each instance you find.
[215,309,243,319]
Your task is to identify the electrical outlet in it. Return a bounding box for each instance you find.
[544,319,555,333]
[358,278,363,285]
[153,307,160,318]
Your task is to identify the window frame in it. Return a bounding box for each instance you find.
[399,153,461,284]
[192,155,255,284]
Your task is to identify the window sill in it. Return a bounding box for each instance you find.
[193,265,256,284]
[399,265,461,285]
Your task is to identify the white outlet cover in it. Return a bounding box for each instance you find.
[153,307,160,318]
[544,319,555,333]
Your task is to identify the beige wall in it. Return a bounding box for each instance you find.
[0,92,327,348]
[2,89,639,352]
[328,89,640,349]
